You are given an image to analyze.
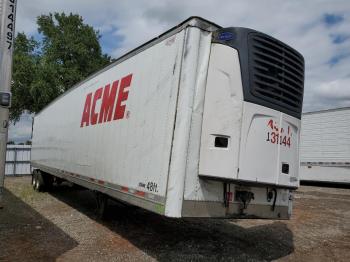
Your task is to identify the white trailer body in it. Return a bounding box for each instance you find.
[31,17,305,219]
[300,107,350,184]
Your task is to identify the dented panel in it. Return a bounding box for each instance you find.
[198,44,244,181]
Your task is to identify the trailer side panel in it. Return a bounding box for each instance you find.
[300,107,350,183]
[32,30,186,214]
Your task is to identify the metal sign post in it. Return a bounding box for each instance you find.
[0,0,17,208]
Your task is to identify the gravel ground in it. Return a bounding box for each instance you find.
[0,176,349,262]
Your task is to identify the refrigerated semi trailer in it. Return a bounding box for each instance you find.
[300,107,350,184]
[31,17,305,219]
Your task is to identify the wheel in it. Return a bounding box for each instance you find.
[32,171,36,188]
[32,170,39,190]
[32,170,45,192]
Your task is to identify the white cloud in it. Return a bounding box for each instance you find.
[317,79,350,100]
[9,0,350,140]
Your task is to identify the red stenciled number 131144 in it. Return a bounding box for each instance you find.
[266,119,291,147]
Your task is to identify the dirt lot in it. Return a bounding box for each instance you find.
[0,176,349,262]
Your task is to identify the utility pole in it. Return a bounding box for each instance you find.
[0,0,17,208]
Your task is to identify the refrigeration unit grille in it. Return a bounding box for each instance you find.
[249,33,304,116]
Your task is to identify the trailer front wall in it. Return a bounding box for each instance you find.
[181,42,297,219]
[32,30,186,212]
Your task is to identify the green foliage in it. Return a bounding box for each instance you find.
[11,33,39,121]
[10,12,111,121]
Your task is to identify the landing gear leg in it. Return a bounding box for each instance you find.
[95,192,108,219]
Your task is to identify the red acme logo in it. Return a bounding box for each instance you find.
[80,73,133,127]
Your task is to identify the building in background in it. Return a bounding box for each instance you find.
[300,107,350,184]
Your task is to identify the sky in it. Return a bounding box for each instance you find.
[8,0,350,142]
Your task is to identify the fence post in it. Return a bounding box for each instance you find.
[13,146,16,176]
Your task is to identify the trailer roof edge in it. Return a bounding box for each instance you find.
[34,16,221,117]
[302,106,350,116]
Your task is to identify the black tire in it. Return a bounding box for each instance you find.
[32,170,45,192]
[31,171,36,189]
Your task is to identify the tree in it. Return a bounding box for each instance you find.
[11,12,111,121]
[11,33,39,121]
